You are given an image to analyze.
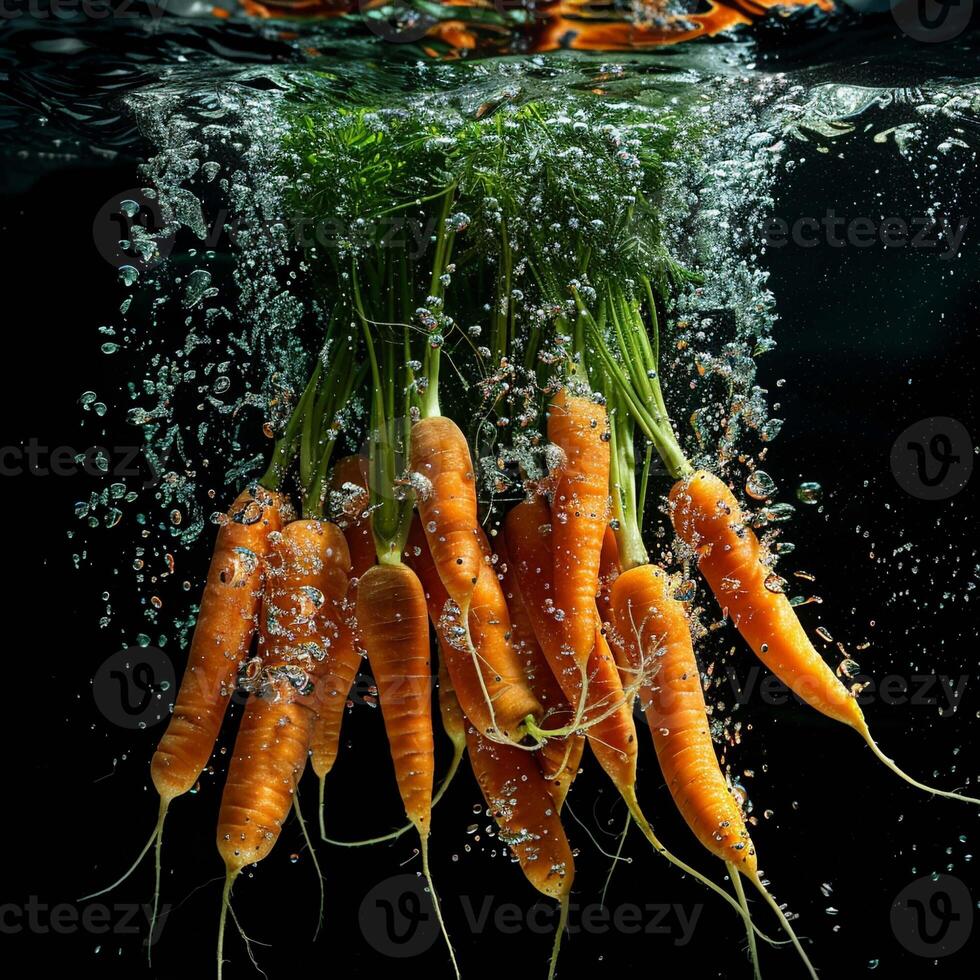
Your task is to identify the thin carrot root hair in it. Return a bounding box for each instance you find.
[419,832,461,980]
[216,868,241,980]
[320,745,465,848]
[747,871,819,980]
[729,862,763,980]
[79,797,170,967]
[548,893,571,980]
[600,811,633,909]
[291,789,326,938]
[521,649,648,741]
[859,725,980,805]
[623,794,781,947]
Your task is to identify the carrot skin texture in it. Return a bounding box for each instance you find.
[406,519,541,738]
[310,456,373,779]
[506,498,638,793]
[465,724,574,901]
[410,416,483,613]
[496,531,585,806]
[612,564,757,870]
[548,389,611,669]
[670,470,863,729]
[218,519,351,871]
[152,485,285,802]
[357,562,434,834]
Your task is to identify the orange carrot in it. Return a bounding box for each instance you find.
[406,517,542,740]
[217,518,350,975]
[507,496,768,938]
[410,416,483,615]
[612,561,817,978]
[670,469,980,805]
[153,485,286,803]
[596,526,631,686]
[496,530,585,808]
[465,721,574,980]
[547,388,610,671]
[356,560,459,977]
[310,456,374,833]
[505,496,638,793]
[84,485,287,946]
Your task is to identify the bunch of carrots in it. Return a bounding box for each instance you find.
[87,94,980,979]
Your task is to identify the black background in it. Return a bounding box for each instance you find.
[3,29,980,980]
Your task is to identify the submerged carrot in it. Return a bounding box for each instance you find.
[217,518,351,975]
[85,485,287,944]
[506,496,638,792]
[465,721,574,980]
[496,530,585,807]
[153,485,286,803]
[670,469,980,805]
[310,456,373,829]
[612,561,817,978]
[507,496,768,940]
[406,517,542,740]
[357,559,459,977]
[548,388,611,670]
[410,416,483,616]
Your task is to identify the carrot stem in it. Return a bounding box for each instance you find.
[259,366,320,491]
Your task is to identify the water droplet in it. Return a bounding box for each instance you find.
[118,265,138,287]
[797,481,822,505]
[745,470,777,500]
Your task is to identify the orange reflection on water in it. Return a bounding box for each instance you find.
[231,0,836,51]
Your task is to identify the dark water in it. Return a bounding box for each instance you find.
[3,9,980,980]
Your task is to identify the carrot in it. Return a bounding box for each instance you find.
[495,530,585,808]
[310,455,374,836]
[612,562,817,978]
[547,387,611,673]
[406,516,542,741]
[670,469,980,805]
[410,415,483,617]
[465,721,574,980]
[356,559,459,978]
[596,525,631,686]
[154,486,286,802]
[81,485,287,954]
[217,518,351,977]
[506,495,773,942]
